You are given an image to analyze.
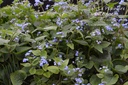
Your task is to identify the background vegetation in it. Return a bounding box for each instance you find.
[0,0,128,85]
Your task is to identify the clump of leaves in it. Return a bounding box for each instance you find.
[0,0,128,85]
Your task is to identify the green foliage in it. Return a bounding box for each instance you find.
[0,0,128,85]
[10,70,27,85]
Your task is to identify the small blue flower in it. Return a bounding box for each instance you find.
[37,31,41,36]
[119,0,124,4]
[75,78,83,83]
[112,18,117,22]
[75,51,79,56]
[78,73,82,77]
[105,26,113,31]
[117,44,123,49]
[23,58,28,62]
[13,37,19,42]
[52,37,58,42]
[76,26,80,30]
[25,50,32,57]
[122,23,128,29]
[54,62,57,65]
[96,40,102,44]
[45,43,50,48]
[34,0,43,6]
[15,23,31,32]
[37,45,42,50]
[98,83,105,85]
[57,62,61,66]
[95,29,101,35]
[54,2,67,6]
[72,19,80,23]
[45,4,50,10]
[59,54,62,58]
[75,83,79,85]
[39,57,48,67]
[64,66,68,70]
[113,23,120,27]
[63,78,68,80]
[56,18,63,26]
[113,11,119,15]
[67,70,71,74]
[56,32,63,35]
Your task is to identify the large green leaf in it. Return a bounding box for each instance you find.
[10,70,27,85]
[35,35,47,41]
[124,81,128,85]
[43,26,57,31]
[0,38,10,45]
[115,65,128,74]
[107,2,118,8]
[94,41,110,53]
[84,60,94,69]
[36,69,44,75]
[59,59,69,70]
[47,66,59,74]
[40,50,47,58]
[15,46,31,54]
[32,57,40,66]
[67,43,74,50]
[43,71,52,78]
[93,20,107,26]
[102,74,119,85]
[90,75,101,85]
[103,0,111,3]
[21,63,31,67]
[0,0,3,4]
[74,40,88,46]
[29,67,36,75]
[32,50,41,56]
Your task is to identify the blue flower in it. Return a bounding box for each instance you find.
[34,0,43,6]
[94,29,101,35]
[37,45,42,50]
[45,42,52,48]
[117,44,123,49]
[54,62,57,65]
[25,50,32,57]
[59,54,62,58]
[23,58,28,62]
[15,23,31,32]
[13,37,19,42]
[56,32,63,35]
[52,37,58,42]
[113,23,120,27]
[37,31,41,36]
[76,26,81,30]
[75,51,79,56]
[119,0,124,4]
[46,4,50,10]
[64,66,68,70]
[98,83,105,85]
[72,19,80,23]
[54,2,67,6]
[96,40,102,44]
[105,26,113,31]
[122,23,128,29]
[56,18,63,26]
[39,57,48,67]
[78,73,82,77]
[57,62,61,66]
[75,78,83,83]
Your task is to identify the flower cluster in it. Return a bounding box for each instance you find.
[15,22,31,32]
[39,57,48,67]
